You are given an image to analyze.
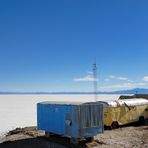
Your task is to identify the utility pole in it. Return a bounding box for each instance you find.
[93,59,98,101]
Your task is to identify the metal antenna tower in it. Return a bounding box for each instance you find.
[93,59,98,101]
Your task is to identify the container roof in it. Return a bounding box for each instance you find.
[38,101,101,105]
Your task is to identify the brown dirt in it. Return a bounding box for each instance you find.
[95,125,148,148]
[0,125,148,148]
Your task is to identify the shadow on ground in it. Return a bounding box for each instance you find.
[0,136,68,148]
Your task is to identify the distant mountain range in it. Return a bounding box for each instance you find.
[104,88,148,94]
[0,88,148,94]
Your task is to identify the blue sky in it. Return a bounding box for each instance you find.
[0,0,148,92]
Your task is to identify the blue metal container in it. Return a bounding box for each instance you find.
[37,101,103,139]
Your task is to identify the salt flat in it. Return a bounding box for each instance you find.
[0,94,120,135]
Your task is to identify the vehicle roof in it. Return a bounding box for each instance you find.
[98,98,148,107]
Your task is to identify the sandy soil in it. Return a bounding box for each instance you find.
[0,125,148,148]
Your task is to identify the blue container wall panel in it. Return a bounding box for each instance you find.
[38,104,81,137]
[38,104,74,136]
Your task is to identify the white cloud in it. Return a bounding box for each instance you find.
[107,75,132,82]
[104,79,110,81]
[109,75,116,79]
[87,71,93,74]
[136,83,147,86]
[143,76,148,82]
[100,81,148,91]
[117,77,128,80]
[74,75,97,82]
[100,83,133,90]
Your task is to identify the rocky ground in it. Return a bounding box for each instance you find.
[0,124,148,148]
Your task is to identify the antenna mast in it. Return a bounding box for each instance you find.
[93,59,98,101]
